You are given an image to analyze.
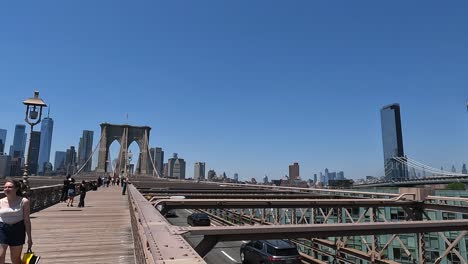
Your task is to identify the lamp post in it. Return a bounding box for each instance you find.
[22,91,47,196]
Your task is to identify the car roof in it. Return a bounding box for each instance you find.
[191,213,209,218]
[261,240,295,249]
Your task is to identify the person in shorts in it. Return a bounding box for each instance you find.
[66,177,76,207]
[0,180,33,264]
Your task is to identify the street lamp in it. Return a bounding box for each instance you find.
[22,91,47,195]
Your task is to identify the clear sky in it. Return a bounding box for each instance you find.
[1,1,467,180]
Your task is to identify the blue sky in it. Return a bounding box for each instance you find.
[1,1,467,180]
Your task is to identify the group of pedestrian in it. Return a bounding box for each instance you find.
[60,175,87,208]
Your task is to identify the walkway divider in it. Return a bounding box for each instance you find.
[127,185,207,264]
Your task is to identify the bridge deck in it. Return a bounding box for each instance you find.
[23,186,135,264]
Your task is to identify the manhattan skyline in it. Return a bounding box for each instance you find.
[1,1,467,180]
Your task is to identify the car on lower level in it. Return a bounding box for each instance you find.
[240,240,301,264]
[165,209,177,217]
[187,213,211,226]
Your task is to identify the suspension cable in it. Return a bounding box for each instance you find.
[73,132,104,177]
[146,140,161,178]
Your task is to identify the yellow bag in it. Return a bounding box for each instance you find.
[22,248,40,264]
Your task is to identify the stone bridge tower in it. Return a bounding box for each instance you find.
[96,123,151,175]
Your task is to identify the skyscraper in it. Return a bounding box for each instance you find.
[194,162,206,180]
[288,162,299,181]
[149,147,164,177]
[0,155,11,178]
[0,129,6,155]
[337,171,345,180]
[77,130,94,172]
[37,117,54,175]
[380,104,407,180]
[9,125,26,158]
[324,168,330,185]
[54,151,66,174]
[28,131,41,175]
[462,164,467,175]
[65,146,77,175]
[233,173,239,182]
[167,153,186,179]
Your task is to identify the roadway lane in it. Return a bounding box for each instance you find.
[166,209,245,264]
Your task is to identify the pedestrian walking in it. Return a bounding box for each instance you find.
[66,178,76,207]
[60,175,71,202]
[121,177,128,195]
[77,180,87,208]
[0,180,33,264]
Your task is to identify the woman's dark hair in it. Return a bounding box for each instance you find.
[4,180,23,196]
[82,180,86,184]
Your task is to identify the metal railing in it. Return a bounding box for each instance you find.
[0,184,63,213]
[127,185,207,264]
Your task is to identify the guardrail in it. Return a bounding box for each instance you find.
[0,184,63,213]
[127,185,207,264]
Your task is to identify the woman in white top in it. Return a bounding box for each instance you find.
[0,180,32,264]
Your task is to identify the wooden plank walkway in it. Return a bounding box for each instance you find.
[10,186,135,264]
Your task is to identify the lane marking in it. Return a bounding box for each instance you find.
[221,250,237,263]
[242,241,248,243]
[185,209,192,214]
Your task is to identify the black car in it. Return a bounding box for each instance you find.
[240,240,301,264]
[187,213,211,226]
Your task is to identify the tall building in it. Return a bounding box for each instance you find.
[324,168,330,185]
[263,175,269,184]
[233,173,239,182]
[207,170,216,181]
[65,146,77,175]
[9,125,26,158]
[313,174,317,183]
[37,117,54,175]
[28,131,41,175]
[337,171,345,180]
[194,162,206,180]
[0,155,11,178]
[462,164,467,174]
[451,165,456,173]
[149,147,164,177]
[77,130,94,172]
[54,151,66,174]
[380,104,407,180]
[288,162,299,181]
[163,163,168,178]
[167,153,186,179]
[0,129,6,155]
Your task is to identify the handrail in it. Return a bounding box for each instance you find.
[127,185,207,264]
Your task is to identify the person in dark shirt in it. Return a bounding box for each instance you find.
[77,180,87,208]
[66,178,76,207]
[61,175,70,202]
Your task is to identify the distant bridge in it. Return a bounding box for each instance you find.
[355,156,468,187]
[355,175,468,188]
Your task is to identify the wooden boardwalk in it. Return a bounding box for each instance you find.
[10,186,135,264]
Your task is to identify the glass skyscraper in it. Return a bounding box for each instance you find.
[77,130,94,172]
[380,104,407,180]
[28,131,41,175]
[38,117,54,175]
[54,151,66,173]
[0,129,6,154]
[9,125,26,158]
